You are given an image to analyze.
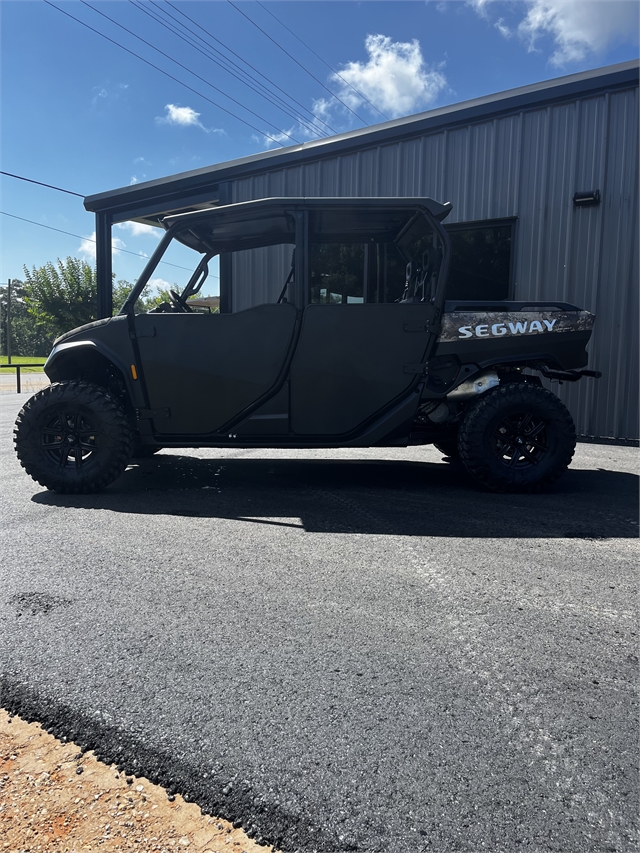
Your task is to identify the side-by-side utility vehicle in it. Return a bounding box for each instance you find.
[14,197,600,493]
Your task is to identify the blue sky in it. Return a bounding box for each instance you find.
[1,0,638,295]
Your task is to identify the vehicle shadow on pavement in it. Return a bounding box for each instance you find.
[31,454,639,539]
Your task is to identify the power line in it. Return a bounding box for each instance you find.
[226,0,371,127]
[0,171,84,198]
[130,0,324,139]
[133,0,333,139]
[160,0,335,134]
[254,1,390,121]
[161,0,339,136]
[1,211,210,276]
[79,0,301,145]
[42,0,289,148]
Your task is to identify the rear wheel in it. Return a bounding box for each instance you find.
[458,383,575,492]
[14,381,133,493]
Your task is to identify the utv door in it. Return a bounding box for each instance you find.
[290,302,435,435]
[289,210,441,437]
[134,303,296,435]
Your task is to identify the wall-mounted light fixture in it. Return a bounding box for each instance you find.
[573,190,601,207]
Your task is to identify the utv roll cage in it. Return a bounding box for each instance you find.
[120,197,453,317]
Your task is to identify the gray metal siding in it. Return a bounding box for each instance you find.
[592,87,639,439]
[229,84,638,439]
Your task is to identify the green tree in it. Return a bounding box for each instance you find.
[155,287,173,305]
[1,280,54,356]
[113,279,171,313]
[21,258,168,343]
[23,257,97,339]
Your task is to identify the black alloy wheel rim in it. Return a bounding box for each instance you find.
[41,409,99,469]
[491,411,548,468]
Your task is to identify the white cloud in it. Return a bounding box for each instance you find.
[161,103,202,127]
[116,221,162,239]
[77,231,125,261]
[331,34,447,119]
[130,166,148,185]
[495,17,513,39]
[77,234,95,259]
[466,0,494,15]
[256,130,297,149]
[91,87,108,106]
[518,0,639,66]
[255,111,325,150]
[468,0,638,66]
[311,97,336,126]
[148,277,173,293]
[110,236,126,256]
[156,104,225,134]
[254,34,446,152]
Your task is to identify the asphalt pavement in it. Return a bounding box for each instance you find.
[0,371,48,394]
[1,391,637,852]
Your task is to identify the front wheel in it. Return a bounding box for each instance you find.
[458,383,576,492]
[14,381,133,493]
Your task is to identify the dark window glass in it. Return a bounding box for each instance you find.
[310,243,365,304]
[308,211,444,305]
[309,235,443,306]
[445,224,512,300]
[230,243,295,311]
[369,243,407,304]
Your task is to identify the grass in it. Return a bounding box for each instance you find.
[0,356,47,373]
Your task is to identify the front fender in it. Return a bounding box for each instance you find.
[45,339,145,409]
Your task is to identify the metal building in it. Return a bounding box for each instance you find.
[85,60,639,441]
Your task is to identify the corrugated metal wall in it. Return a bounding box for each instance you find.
[229,85,638,440]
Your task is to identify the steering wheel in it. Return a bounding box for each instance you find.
[168,289,193,313]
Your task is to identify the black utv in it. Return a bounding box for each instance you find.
[14,197,600,494]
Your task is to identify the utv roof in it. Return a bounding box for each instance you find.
[163,196,452,254]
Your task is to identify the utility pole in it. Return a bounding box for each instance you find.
[6,279,12,364]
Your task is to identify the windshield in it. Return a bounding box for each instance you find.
[119,229,219,314]
[153,237,217,301]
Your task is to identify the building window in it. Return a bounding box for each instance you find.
[445,220,514,301]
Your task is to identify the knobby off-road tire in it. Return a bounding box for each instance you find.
[14,381,134,493]
[458,383,576,492]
